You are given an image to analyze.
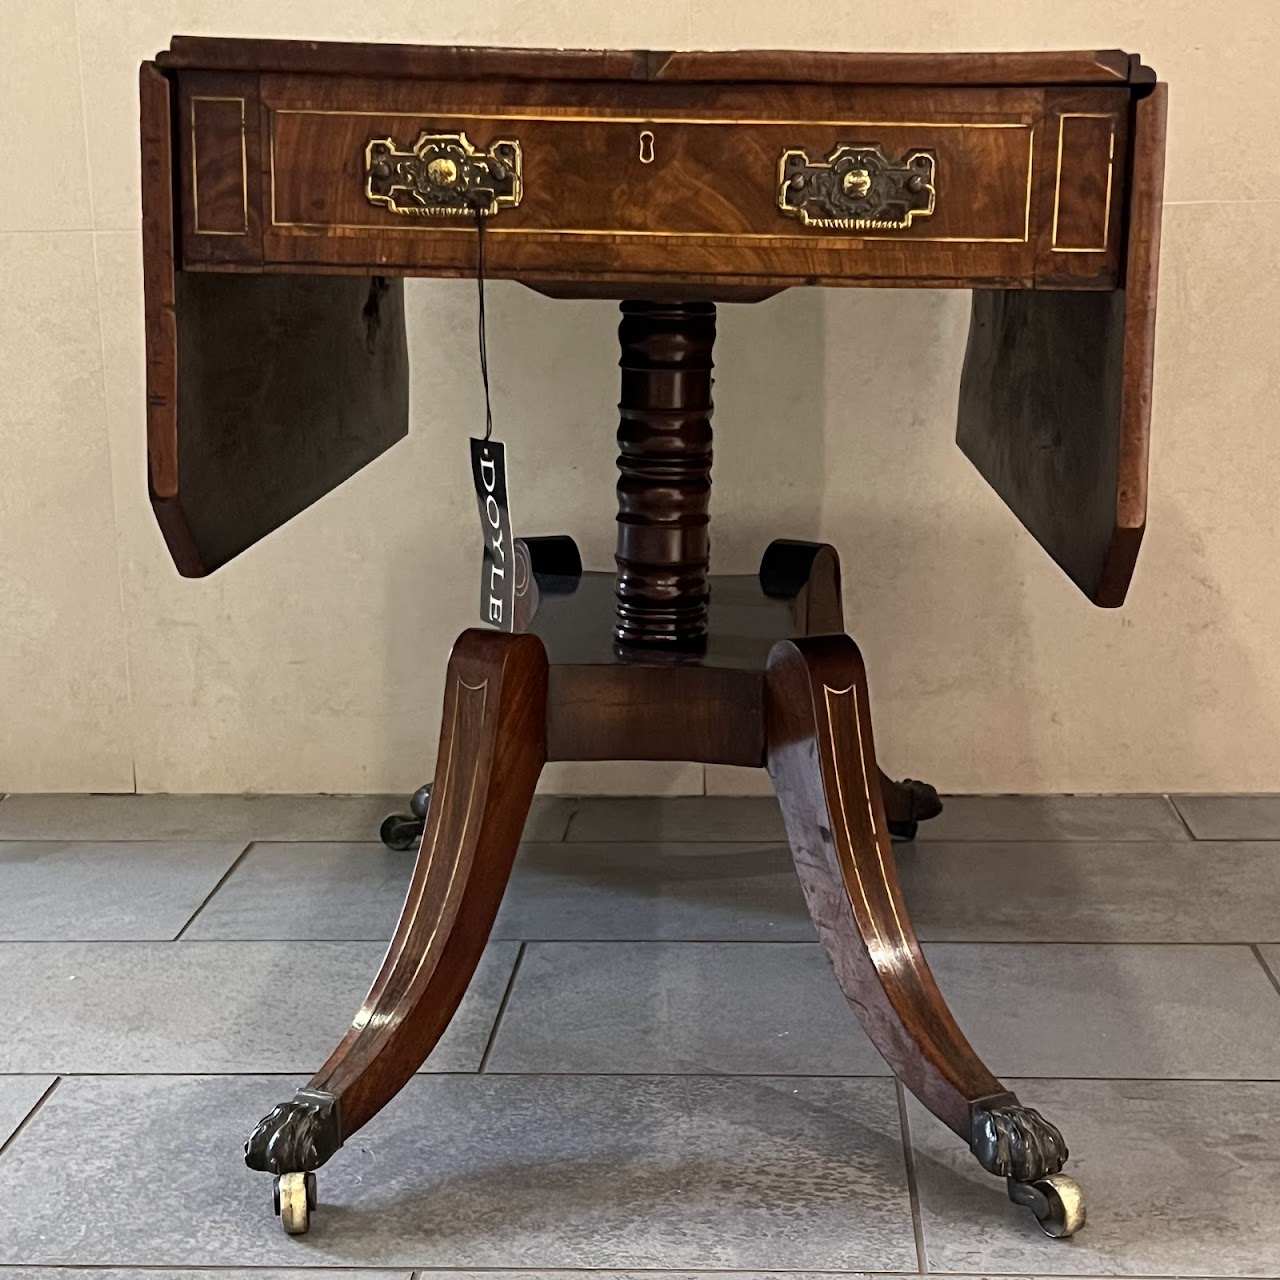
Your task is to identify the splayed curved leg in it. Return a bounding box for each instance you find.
[766,634,1083,1238]
[246,628,547,1229]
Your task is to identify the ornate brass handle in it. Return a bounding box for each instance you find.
[365,131,522,218]
[777,143,936,230]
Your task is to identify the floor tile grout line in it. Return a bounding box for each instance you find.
[0,1269,417,1276]
[1250,943,1280,1001]
[12,1069,1280,1084]
[0,1075,61,1163]
[407,1271,931,1278]
[399,1273,1280,1279]
[562,836,1202,844]
[487,938,1275,948]
[1168,793,1201,841]
[894,1077,929,1274]
[558,797,580,842]
[6,936,1280,946]
[6,833,1267,844]
[171,841,256,941]
[0,1269,954,1277]
[0,1271,1271,1279]
[478,941,527,1073]
[561,802,581,841]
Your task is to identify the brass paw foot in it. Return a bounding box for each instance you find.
[886,776,943,841]
[971,1095,1085,1238]
[245,1087,342,1174]
[970,1096,1068,1180]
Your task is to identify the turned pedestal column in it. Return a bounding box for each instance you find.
[613,300,716,647]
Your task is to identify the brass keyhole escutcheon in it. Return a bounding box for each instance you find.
[639,130,655,164]
[427,157,459,186]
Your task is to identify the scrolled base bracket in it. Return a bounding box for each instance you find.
[245,1087,342,1175]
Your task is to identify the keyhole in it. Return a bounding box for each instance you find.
[639,130,655,164]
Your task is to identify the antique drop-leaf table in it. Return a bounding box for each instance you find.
[138,37,1166,1240]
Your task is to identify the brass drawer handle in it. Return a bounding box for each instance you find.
[365,131,522,218]
[778,143,935,230]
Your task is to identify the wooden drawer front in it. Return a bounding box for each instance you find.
[169,74,1130,288]
[254,76,1061,286]
[269,109,1035,244]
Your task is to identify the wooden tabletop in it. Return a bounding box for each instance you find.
[156,38,1153,86]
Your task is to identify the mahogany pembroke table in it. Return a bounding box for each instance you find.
[138,36,1166,1240]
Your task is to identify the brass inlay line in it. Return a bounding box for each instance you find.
[845,682,910,949]
[350,674,489,1034]
[409,677,489,1003]
[1050,111,1115,254]
[191,95,248,236]
[268,109,1036,246]
[1022,126,1036,243]
[822,684,884,951]
[821,682,909,959]
[273,105,1033,129]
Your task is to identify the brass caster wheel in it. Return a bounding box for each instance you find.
[380,784,431,851]
[409,783,433,819]
[1008,1173,1086,1238]
[379,813,422,851]
[272,1171,317,1236]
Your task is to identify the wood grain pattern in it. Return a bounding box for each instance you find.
[178,70,263,266]
[191,96,247,232]
[766,634,1005,1135]
[651,48,1143,86]
[956,288,1126,598]
[1032,87,1130,286]
[251,74,1050,288]
[547,660,767,766]
[535,542,847,766]
[1052,113,1116,250]
[310,629,547,1139]
[956,82,1166,605]
[159,37,1143,86]
[168,271,408,575]
[759,539,844,636]
[139,63,179,499]
[265,90,1036,239]
[161,38,651,81]
[1102,83,1167,606]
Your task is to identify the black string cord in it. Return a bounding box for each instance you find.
[475,206,494,441]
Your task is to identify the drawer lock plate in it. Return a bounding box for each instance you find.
[778,143,936,230]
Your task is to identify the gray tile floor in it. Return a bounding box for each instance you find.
[0,792,1278,1278]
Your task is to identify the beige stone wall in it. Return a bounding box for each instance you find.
[2,1,1276,795]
